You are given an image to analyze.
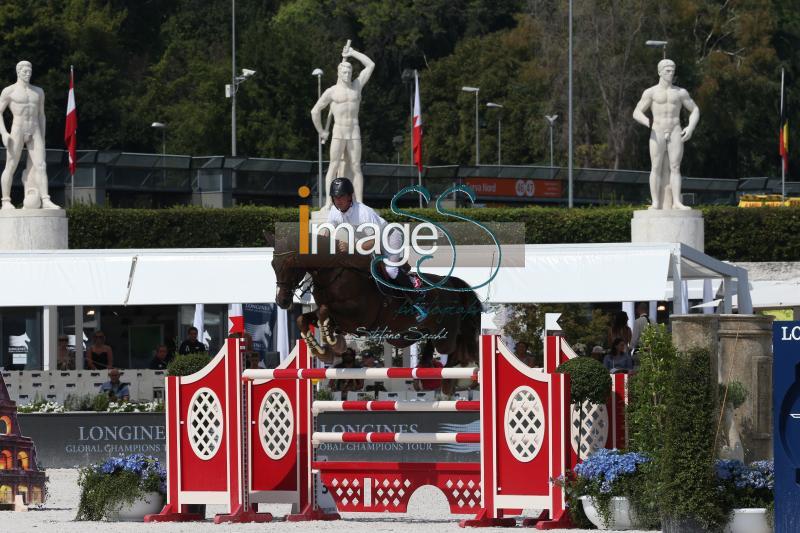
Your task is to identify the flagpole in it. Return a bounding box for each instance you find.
[70,65,75,208]
[781,67,785,201]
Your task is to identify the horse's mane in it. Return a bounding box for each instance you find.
[276,234,373,271]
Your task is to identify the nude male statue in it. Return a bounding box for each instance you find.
[311,43,375,209]
[633,59,699,210]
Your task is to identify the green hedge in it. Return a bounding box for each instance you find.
[66,204,800,262]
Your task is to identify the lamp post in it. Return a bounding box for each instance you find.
[392,135,404,165]
[226,67,256,157]
[545,114,558,178]
[312,68,323,206]
[462,86,480,165]
[645,40,668,59]
[568,0,573,207]
[151,122,167,182]
[486,102,503,165]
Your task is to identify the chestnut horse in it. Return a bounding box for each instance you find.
[271,240,481,369]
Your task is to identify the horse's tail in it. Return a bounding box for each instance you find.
[448,277,481,367]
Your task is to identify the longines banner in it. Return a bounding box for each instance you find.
[19,412,480,467]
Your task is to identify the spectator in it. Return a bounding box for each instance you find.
[360,350,386,393]
[56,335,75,370]
[514,341,537,367]
[87,331,114,370]
[413,343,443,392]
[178,326,206,355]
[247,351,265,369]
[329,348,364,393]
[603,337,634,373]
[149,344,173,370]
[607,311,632,353]
[630,302,650,354]
[100,369,130,401]
[589,345,605,364]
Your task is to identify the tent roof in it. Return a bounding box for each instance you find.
[0,243,752,311]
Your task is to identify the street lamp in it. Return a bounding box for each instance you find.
[151,122,167,182]
[486,102,503,165]
[225,67,256,157]
[312,67,323,206]
[545,114,558,177]
[392,135,404,165]
[462,86,480,166]
[645,40,668,59]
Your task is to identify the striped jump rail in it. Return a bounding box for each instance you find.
[242,367,478,381]
[312,400,480,414]
[312,431,480,445]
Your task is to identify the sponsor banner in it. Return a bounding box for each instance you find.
[773,321,800,532]
[464,177,562,199]
[18,412,166,467]
[19,411,480,467]
[243,303,277,359]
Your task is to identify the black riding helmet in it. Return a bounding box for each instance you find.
[329,177,354,198]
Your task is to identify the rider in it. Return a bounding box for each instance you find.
[326,177,427,321]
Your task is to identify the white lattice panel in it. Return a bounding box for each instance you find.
[570,401,609,459]
[503,385,545,462]
[187,387,223,460]
[259,389,294,460]
[445,477,481,509]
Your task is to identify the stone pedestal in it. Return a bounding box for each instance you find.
[0,210,68,250]
[670,314,773,462]
[631,209,704,251]
[717,314,773,461]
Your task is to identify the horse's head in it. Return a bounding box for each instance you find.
[272,251,305,309]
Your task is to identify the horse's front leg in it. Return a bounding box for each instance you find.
[297,311,329,360]
[318,305,347,355]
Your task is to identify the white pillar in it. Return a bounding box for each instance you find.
[648,301,658,322]
[702,278,715,314]
[622,302,635,329]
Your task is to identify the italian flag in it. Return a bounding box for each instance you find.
[413,70,423,172]
[64,66,77,175]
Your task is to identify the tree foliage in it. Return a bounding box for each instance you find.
[1,0,797,179]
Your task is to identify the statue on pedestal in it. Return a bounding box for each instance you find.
[633,59,699,210]
[311,42,374,209]
[0,61,59,210]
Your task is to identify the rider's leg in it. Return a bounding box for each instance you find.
[324,139,345,208]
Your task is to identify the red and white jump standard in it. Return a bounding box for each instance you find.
[146,331,627,528]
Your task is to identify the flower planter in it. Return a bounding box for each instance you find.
[579,495,640,530]
[106,492,163,522]
[724,508,771,533]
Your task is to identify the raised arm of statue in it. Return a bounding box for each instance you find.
[343,47,375,87]
[632,88,653,129]
[311,87,334,141]
[680,90,699,142]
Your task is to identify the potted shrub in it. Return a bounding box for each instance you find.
[76,454,166,521]
[559,448,651,530]
[716,459,774,533]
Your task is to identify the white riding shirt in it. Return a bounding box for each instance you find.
[327,201,403,278]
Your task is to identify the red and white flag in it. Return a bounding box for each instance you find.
[64,66,77,175]
[412,70,423,172]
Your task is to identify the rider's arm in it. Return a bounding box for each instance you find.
[311,87,334,135]
[632,88,652,128]
[346,48,375,87]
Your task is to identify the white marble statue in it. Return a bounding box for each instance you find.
[311,42,375,209]
[0,61,59,210]
[633,59,699,210]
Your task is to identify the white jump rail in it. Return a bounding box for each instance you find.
[242,367,478,381]
[312,431,481,445]
[312,400,480,414]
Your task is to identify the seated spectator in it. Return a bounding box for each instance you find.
[149,344,173,370]
[178,326,206,355]
[56,335,75,370]
[360,350,386,393]
[329,348,364,393]
[100,369,130,401]
[603,337,634,373]
[87,331,113,370]
[413,343,443,392]
[514,341,538,367]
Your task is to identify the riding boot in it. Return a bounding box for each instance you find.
[392,269,427,323]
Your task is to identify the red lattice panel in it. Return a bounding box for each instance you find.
[314,462,481,514]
